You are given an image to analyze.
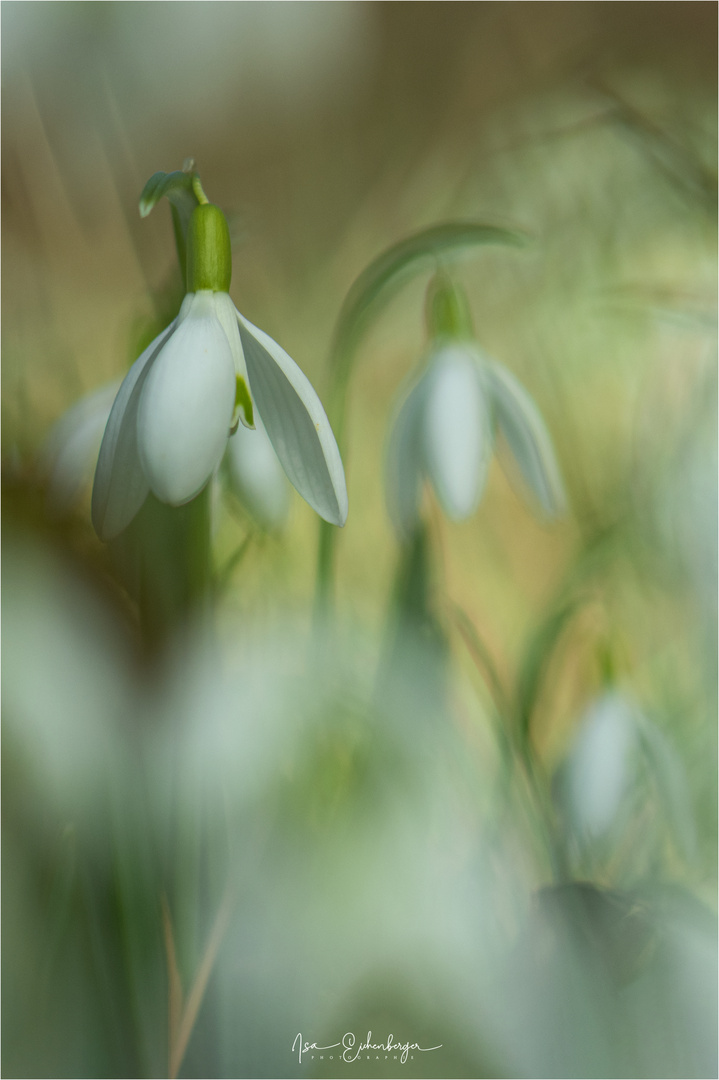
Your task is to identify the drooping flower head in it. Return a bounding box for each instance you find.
[386,275,566,538]
[92,183,347,541]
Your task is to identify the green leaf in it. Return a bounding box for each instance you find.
[638,715,697,862]
[331,221,528,381]
[451,602,509,719]
[516,598,583,752]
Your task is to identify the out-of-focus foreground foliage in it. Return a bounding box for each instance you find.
[2,4,717,1078]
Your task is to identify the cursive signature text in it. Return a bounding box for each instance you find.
[293,1031,442,1066]
[292,1034,341,1064]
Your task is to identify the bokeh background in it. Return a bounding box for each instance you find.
[3,3,717,1079]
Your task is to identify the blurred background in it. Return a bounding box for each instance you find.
[2,3,717,1078]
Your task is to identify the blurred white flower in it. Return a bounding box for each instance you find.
[3,532,129,819]
[91,290,347,540]
[386,339,566,538]
[563,690,638,839]
[40,379,121,514]
[225,410,290,531]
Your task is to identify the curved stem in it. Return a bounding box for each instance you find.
[191,173,210,206]
[452,600,570,882]
[313,221,528,616]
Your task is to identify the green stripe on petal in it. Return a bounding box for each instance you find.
[237,313,348,527]
[234,376,254,429]
[226,412,290,531]
[211,293,254,428]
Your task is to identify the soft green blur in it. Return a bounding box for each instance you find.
[2,4,716,1079]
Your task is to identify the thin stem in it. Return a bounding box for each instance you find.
[314,518,336,625]
[451,599,570,883]
[520,748,570,883]
[313,367,350,619]
[451,602,510,719]
[129,485,213,654]
[191,174,210,206]
[165,883,235,1080]
[161,895,183,1070]
[170,204,188,291]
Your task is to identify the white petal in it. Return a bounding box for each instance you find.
[209,292,254,429]
[422,344,491,520]
[138,292,236,506]
[385,373,428,539]
[484,360,567,518]
[226,411,290,531]
[41,379,122,513]
[91,324,177,541]
[237,312,348,527]
[566,691,637,838]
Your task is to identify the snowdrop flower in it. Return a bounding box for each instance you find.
[557,677,696,858]
[562,690,638,840]
[386,277,566,538]
[92,201,347,541]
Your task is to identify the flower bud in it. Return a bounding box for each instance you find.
[186,203,232,293]
[425,275,474,341]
